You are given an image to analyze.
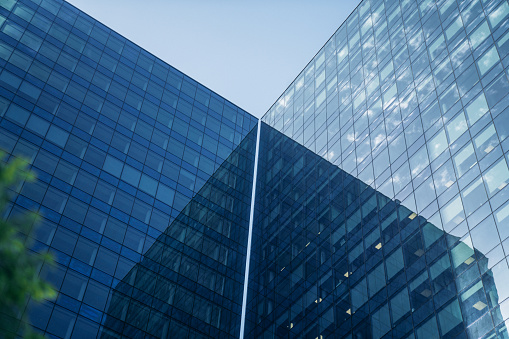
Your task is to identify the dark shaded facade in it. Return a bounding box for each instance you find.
[101,128,257,338]
[245,123,509,338]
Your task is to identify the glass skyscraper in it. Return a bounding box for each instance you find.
[0,0,257,337]
[2,0,509,337]
[257,0,509,336]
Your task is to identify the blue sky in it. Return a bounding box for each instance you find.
[66,0,360,118]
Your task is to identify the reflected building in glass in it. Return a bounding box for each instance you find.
[101,129,257,338]
[245,124,509,338]
[2,0,509,337]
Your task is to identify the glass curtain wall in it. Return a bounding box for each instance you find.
[0,0,257,337]
[246,123,509,338]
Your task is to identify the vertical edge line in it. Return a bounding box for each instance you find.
[239,120,261,339]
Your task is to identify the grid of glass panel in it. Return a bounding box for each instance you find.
[100,128,257,338]
[0,0,257,337]
[258,0,509,336]
[246,123,509,338]
[262,0,509,238]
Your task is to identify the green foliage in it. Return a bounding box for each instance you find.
[0,154,56,338]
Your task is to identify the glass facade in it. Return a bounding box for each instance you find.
[2,0,509,337]
[245,124,509,338]
[262,0,509,237]
[0,0,257,337]
[257,0,509,336]
[101,128,257,338]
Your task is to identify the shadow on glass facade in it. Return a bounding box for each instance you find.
[246,123,509,339]
[100,127,256,339]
